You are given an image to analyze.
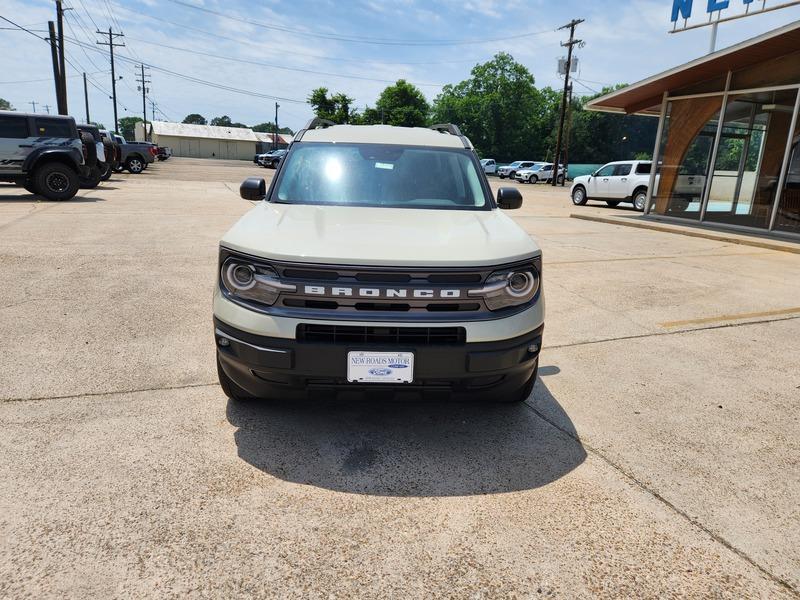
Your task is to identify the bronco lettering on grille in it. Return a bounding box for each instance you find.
[304,285,462,299]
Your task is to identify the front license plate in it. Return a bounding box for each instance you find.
[347,351,414,383]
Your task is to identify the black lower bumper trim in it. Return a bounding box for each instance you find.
[214,318,543,400]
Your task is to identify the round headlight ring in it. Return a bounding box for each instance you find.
[506,270,536,298]
[227,262,256,290]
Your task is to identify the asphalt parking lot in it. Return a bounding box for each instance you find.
[1,157,799,598]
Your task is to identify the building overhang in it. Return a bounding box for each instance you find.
[587,20,800,115]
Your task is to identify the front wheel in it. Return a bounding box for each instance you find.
[499,174,506,179]
[633,190,648,211]
[79,166,102,189]
[32,162,79,201]
[126,157,144,174]
[217,354,255,402]
[606,200,620,207]
[571,186,588,206]
[530,175,538,184]
[496,360,538,403]
[557,175,565,185]
[99,162,113,181]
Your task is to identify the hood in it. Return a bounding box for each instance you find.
[573,174,590,185]
[221,202,540,267]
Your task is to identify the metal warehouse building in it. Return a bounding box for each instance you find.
[135,121,258,160]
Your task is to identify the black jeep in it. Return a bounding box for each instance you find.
[0,111,86,201]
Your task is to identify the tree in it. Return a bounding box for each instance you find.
[0,98,13,111]
[210,115,248,128]
[182,113,207,125]
[431,53,556,161]
[362,80,429,127]
[567,86,658,163]
[118,116,142,140]
[251,122,294,135]
[308,87,357,124]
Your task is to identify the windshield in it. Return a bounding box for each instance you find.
[508,161,522,167]
[272,143,490,210]
[529,164,544,172]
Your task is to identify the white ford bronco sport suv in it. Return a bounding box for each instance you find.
[214,120,544,402]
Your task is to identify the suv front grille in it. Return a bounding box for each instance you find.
[296,324,466,345]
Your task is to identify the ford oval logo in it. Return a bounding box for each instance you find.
[388,364,408,369]
[368,368,392,376]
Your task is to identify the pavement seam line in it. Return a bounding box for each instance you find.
[0,382,219,404]
[548,314,800,350]
[521,401,799,596]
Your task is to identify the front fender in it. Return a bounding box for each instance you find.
[23,147,83,173]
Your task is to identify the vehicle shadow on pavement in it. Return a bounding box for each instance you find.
[226,374,586,497]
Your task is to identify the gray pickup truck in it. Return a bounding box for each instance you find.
[112,134,156,174]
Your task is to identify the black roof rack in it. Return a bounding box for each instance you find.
[429,123,470,149]
[294,117,336,142]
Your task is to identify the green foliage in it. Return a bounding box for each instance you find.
[430,53,560,162]
[0,98,13,111]
[118,116,142,140]
[210,115,248,128]
[366,80,429,127]
[251,122,294,135]
[182,113,207,125]
[567,87,658,163]
[308,87,357,124]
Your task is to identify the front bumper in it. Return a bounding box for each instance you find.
[215,318,543,400]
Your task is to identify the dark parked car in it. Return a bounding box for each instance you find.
[262,148,286,168]
[0,111,86,201]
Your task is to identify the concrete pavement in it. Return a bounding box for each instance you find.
[0,158,797,597]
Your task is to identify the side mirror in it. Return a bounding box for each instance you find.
[497,187,523,210]
[240,177,266,201]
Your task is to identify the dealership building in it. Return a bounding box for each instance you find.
[589,20,800,238]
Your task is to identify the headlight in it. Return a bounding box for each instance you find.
[469,261,541,311]
[220,253,295,307]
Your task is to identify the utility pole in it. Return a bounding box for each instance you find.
[273,102,279,150]
[43,104,52,114]
[83,72,90,123]
[47,21,62,113]
[97,28,125,133]
[563,83,574,177]
[136,64,151,141]
[552,18,583,187]
[28,101,38,113]
[55,0,69,114]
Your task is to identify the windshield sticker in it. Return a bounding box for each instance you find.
[375,162,394,170]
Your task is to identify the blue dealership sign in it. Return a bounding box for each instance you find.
[671,0,758,22]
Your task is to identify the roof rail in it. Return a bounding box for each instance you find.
[429,123,470,149]
[295,117,336,142]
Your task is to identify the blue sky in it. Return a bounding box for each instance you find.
[2,0,799,132]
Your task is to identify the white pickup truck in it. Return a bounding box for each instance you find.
[570,160,654,211]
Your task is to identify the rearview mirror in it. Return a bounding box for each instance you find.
[240,177,266,201]
[497,187,522,210]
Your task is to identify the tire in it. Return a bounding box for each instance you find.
[32,161,79,201]
[633,189,648,212]
[571,185,588,206]
[509,171,516,180]
[530,175,538,184]
[99,162,113,181]
[557,175,565,185]
[496,359,538,403]
[217,354,254,402]
[23,179,38,195]
[499,174,506,179]
[79,165,102,189]
[126,156,144,174]
[606,200,620,207]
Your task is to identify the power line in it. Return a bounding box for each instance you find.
[159,0,556,46]
[105,2,493,68]
[67,37,308,104]
[119,36,446,87]
[0,71,107,85]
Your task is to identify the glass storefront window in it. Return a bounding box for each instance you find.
[651,97,723,219]
[705,90,798,229]
[774,120,800,233]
